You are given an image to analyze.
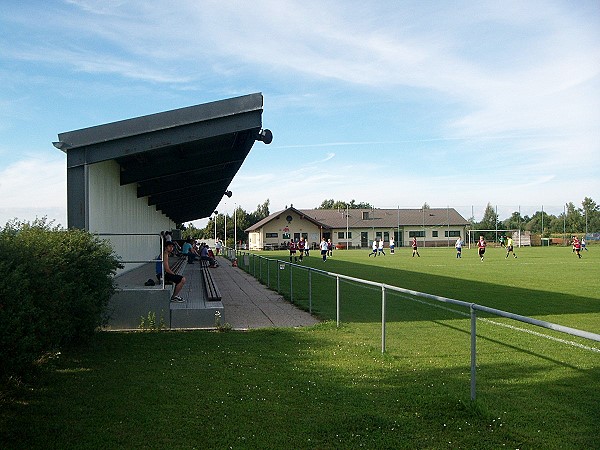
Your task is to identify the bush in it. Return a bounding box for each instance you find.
[0,218,121,380]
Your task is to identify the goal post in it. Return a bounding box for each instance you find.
[468,229,521,249]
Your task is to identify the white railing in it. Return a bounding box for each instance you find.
[230,249,600,400]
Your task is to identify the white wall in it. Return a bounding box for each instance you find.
[87,160,174,272]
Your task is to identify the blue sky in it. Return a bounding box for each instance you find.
[1,0,598,227]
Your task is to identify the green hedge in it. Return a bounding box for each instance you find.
[0,219,121,380]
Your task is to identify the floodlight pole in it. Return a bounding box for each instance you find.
[234,204,237,252]
[563,204,566,244]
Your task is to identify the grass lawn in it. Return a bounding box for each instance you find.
[1,246,598,449]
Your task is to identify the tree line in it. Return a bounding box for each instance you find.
[181,197,599,245]
[473,197,599,237]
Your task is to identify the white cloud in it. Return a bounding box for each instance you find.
[0,157,66,225]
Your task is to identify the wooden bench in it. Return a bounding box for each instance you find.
[201,260,221,301]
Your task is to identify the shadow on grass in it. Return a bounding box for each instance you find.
[1,328,598,449]
[249,257,600,329]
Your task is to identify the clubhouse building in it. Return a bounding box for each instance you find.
[246,206,470,250]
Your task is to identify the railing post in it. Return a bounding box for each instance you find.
[381,285,386,353]
[336,275,340,327]
[308,269,312,314]
[470,304,477,401]
[290,263,293,303]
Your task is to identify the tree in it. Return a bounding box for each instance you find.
[474,203,500,240]
[581,197,600,234]
[525,211,556,236]
[502,211,525,231]
[255,199,270,219]
[317,199,335,209]
[316,199,373,209]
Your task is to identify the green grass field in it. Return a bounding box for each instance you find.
[249,246,600,333]
[1,246,598,449]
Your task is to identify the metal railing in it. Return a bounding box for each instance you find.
[96,232,166,289]
[229,249,600,400]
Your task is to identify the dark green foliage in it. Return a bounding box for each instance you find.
[0,218,121,380]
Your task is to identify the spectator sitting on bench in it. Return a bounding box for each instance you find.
[199,243,218,267]
[181,238,200,264]
[164,241,186,302]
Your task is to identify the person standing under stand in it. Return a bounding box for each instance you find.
[378,238,385,256]
[320,238,329,261]
[477,235,487,261]
[505,236,517,258]
[412,236,420,257]
[369,239,378,257]
[455,236,463,258]
[389,236,395,254]
[297,237,306,261]
[289,240,297,262]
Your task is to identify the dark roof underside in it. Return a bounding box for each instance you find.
[57,93,269,223]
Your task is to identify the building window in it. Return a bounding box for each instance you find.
[432,231,438,237]
[347,232,352,239]
[445,230,461,237]
[362,211,369,220]
[409,230,425,238]
[266,233,278,238]
[338,232,345,239]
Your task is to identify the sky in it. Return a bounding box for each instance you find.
[1,0,599,228]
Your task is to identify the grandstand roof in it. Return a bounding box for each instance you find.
[55,93,271,225]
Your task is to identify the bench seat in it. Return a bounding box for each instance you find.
[201,260,221,301]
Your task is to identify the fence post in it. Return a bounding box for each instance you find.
[381,285,386,353]
[308,269,312,314]
[277,260,280,293]
[470,304,477,401]
[290,264,293,303]
[259,256,262,281]
[336,275,340,327]
[267,258,270,288]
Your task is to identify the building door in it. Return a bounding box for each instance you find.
[394,230,403,247]
[293,232,300,242]
[361,232,368,248]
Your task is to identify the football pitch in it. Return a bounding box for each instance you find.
[255,245,600,334]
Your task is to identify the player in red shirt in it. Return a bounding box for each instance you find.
[297,237,306,262]
[477,236,487,261]
[573,236,582,258]
[412,237,420,257]
[289,240,297,262]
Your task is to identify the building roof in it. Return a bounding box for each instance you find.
[245,206,331,232]
[246,207,469,231]
[55,93,272,224]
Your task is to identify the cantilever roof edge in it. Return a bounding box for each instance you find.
[56,92,264,150]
